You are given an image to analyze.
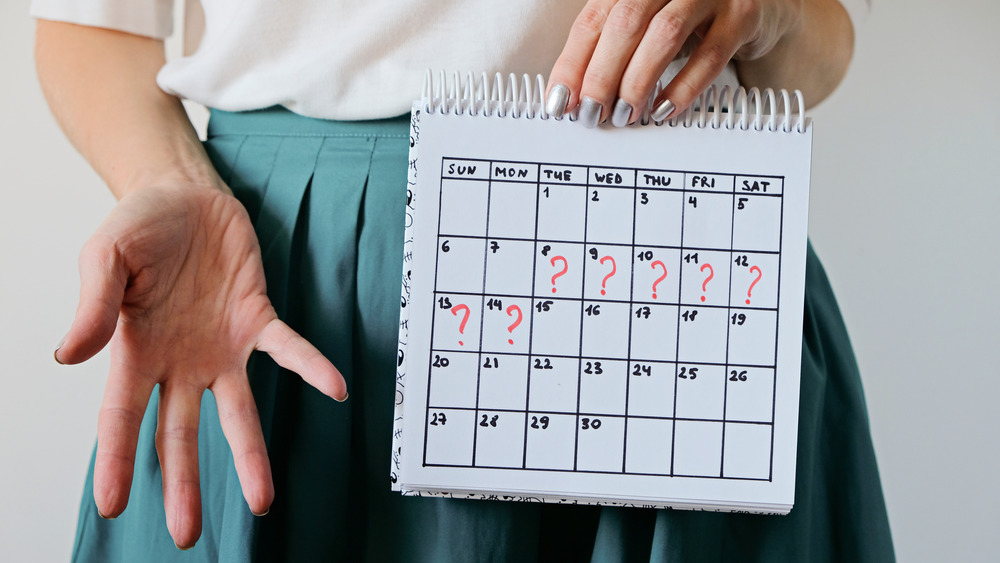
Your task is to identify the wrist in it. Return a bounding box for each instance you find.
[114,132,227,199]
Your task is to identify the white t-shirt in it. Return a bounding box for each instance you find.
[30,0,869,121]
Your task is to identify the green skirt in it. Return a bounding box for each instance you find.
[72,107,895,562]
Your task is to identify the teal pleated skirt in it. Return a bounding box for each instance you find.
[72,107,895,562]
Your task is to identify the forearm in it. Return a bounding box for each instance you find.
[35,20,222,199]
[734,0,854,107]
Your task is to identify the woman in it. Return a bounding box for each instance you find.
[33,0,893,560]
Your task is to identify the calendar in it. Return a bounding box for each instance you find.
[392,73,812,514]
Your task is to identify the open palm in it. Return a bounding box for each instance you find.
[56,183,346,548]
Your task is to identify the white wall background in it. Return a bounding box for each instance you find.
[1,1,997,561]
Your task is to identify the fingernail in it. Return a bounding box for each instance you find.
[336,391,349,403]
[54,333,67,365]
[545,84,569,119]
[175,543,195,551]
[651,99,675,122]
[252,507,270,517]
[611,98,633,127]
[579,97,602,128]
[96,507,117,520]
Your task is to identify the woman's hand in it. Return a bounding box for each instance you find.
[36,21,347,548]
[546,0,853,126]
[56,180,347,549]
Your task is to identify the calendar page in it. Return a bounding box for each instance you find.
[393,93,812,513]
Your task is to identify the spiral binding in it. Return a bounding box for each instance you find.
[421,70,807,133]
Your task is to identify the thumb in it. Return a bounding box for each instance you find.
[55,236,127,365]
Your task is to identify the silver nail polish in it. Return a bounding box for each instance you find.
[579,96,602,128]
[611,99,632,127]
[650,99,675,122]
[545,84,569,119]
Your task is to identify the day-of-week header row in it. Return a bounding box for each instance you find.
[441,158,782,194]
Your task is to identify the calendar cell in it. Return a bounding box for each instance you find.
[439,179,489,236]
[442,158,491,181]
[674,363,726,421]
[537,183,587,241]
[626,361,676,418]
[634,191,684,248]
[524,413,577,470]
[431,295,483,351]
[487,181,538,239]
[583,244,633,301]
[539,164,587,185]
[684,173,732,194]
[427,351,479,408]
[481,295,532,355]
[637,170,684,191]
[527,356,579,413]
[725,367,775,423]
[477,354,530,411]
[679,250,731,308]
[672,420,723,477]
[632,246,681,305]
[586,187,635,244]
[625,418,673,474]
[576,415,625,472]
[727,309,778,366]
[435,238,487,294]
[581,302,631,360]
[579,359,628,416]
[490,161,538,183]
[425,408,476,466]
[474,411,526,469]
[732,193,782,252]
[677,306,729,365]
[533,242,584,299]
[735,175,782,196]
[589,167,635,188]
[629,304,679,362]
[722,422,772,479]
[530,298,582,357]
[485,239,535,296]
[730,252,779,310]
[681,192,733,249]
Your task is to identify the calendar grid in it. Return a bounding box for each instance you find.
[424,347,778,369]
[430,290,778,312]
[520,162,544,470]
[420,406,775,425]
[467,164,495,468]
[571,165,593,472]
[422,156,449,468]
[621,168,638,474]
[434,235,783,256]
[769,182,787,482]
[668,166,688,477]
[720,174,737,478]
[424,157,785,480]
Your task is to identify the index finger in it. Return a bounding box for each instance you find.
[545,0,616,118]
[653,14,745,120]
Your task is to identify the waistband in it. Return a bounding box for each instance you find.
[207,106,410,139]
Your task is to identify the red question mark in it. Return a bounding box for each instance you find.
[599,256,616,295]
[505,304,523,344]
[650,260,667,299]
[451,304,470,346]
[700,263,714,302]
[746,266,762,304]
[550,256,568,293]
